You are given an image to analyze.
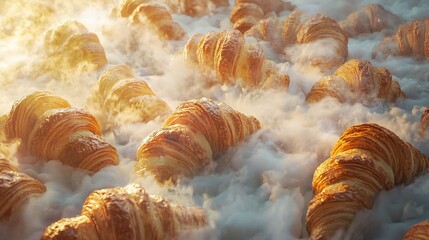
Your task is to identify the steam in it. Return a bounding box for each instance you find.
[0,0,429,240]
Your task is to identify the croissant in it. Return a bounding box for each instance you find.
[4,91,119,173]
[305,59,405,104]
[90,65,171,129]
[404,219,429,240]
[117,0,185,40]
[372,18,429,60]
[44,21,108,71]
[306,123,429,240]
[230,0,295,33]
[246,11,348,72]
[42,183,208,240]
[165,0,229,17]
[136,97,260,183]
[339,4,402,37]
[184,30,290,89]
[0,149,46,220]
[420,107,429,136]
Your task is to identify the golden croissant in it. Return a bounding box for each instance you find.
[0,148,46,220]
[305,59,405,104]
[372,18,429,60]
[306,123,429,240]
[230,0,295,33]
[420,107,429,136]
[166,0,229,17]
[44,21,108,71]
[90,65,171,129]
[404,219,429,240]
[246,11,348,72]
[4,91,119,173]
[339,4,402,37]
[117,0,185,40]
[136,97,260,183]
[42,183,208,240]
[184,30,290,89]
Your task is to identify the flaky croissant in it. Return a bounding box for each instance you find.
[420,107,429,136]
[184,30,290,89]
[136,97,260,183]
[305,59,405,104]
[42,183,208,240]
[230,0,295,33]
[404,219,429,240]
[44,21,108,71]
[4,91,119,173]
[90,65,171,130]
[339,4,402,37]
[0,148,46,220]
[117,0,185,40]
[306,123,429,240]
[246,11,348,72]
[372,18,429,60]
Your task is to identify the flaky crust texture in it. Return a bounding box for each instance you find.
[339,4,402,37]
[42,184,208,240]
[136,97,261,183]
[184,30,290,89]
[404,219,429,240]
[117,0,185,40]
[4,91,118,173]
[305,59,405,104]
[44,21,107,71]
[372,18,429,60]
[91,65,171,130]
[306,123,429,240]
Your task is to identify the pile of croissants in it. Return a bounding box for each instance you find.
[1,0,429,239]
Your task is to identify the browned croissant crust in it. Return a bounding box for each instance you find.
[420,107,429,136]
[246,11,348,72]
[42,183,208,240]
[4,91,119,173]
[184,30,290,89]
[117,0,185,40]
[44,21,108,71]
[305,59,405,104]
[306,123,429,240]
[339,4,402,37]
[230,0,295,33]
[372,18,429,60]
[91,65,171,129]
[136,97,260,183]
[404,219,429,240]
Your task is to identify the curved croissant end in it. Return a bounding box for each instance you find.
[44,21,108,71]
[372,18,429,60]
[184,30,290,89]
[404,219,429,240]
[339,4,402,37]
[5,91,118,173]
[91,65,171,129]
[306,123,429,239]
[42,184,208,240]
[136,97,260,183]
[420,107,429,137]
[305,59,405,104]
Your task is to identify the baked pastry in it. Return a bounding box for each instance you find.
[42,183,208,239]
[305,59,405,104]
[306,123,429,239]
[90,65,171,130]
[339,4,402,37]
[44,21,108,71]
[230,0,295,33]
[246,11,348,72]
[136,97,260,183]
[372,18,429,60]
[420,107,429,136]
[165,0,229,17]
[117,0,185,40]
[4,91,119,173]
[184,30,290,89]
[404,219,429,240]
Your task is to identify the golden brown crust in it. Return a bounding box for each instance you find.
[420,107,429,136]
[305,59,405,104]
[306,123,429,240]
[42,184,208,240]
[136,98,260,183]
[404,219,429,240]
